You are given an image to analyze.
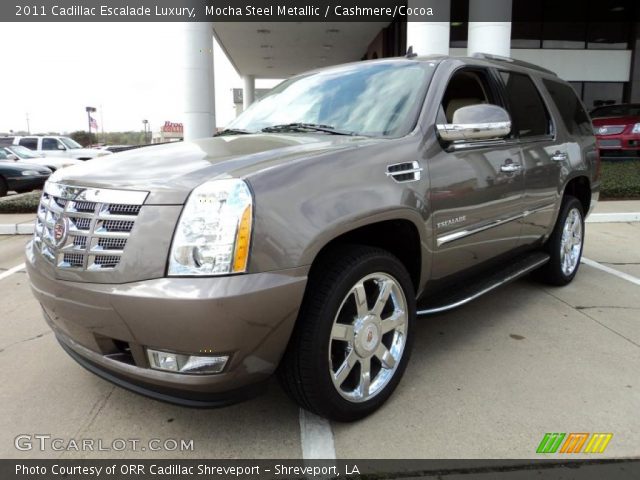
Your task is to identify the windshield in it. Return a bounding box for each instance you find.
[227,61,436,137]
[9,145,40,159]
[60,137,83,149]
[591,104,640,118]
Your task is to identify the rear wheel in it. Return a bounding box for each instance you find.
[536,196,584,285]
[279,246,415,422]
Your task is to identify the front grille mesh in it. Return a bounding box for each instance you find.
[34,184,146,271]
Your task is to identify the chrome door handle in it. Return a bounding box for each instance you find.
[551,151,568,162]
[500,163,522,173]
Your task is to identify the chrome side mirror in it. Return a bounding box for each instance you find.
[436,104,511,142]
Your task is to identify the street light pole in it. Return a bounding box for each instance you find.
[142,119,149,144]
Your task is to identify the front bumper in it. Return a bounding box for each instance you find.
[596,134,640,155]
[26,243,308,406]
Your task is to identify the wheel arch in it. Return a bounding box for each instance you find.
[563,174,591,214]
[303,212,426,294]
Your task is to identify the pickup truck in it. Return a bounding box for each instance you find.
[26,54,599,421]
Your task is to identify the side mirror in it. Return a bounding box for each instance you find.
[57,144,66,150]
[6,154,18,161]
[436,104,511,142]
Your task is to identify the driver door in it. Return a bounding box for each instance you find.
[428,67,525,280]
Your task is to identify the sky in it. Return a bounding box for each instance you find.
[0,23,281,134]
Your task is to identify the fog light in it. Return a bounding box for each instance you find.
[147,349,228,374]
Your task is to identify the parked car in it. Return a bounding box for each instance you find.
[591,103,640,158]
[26,54,599,421]
[0,136,112,160]
[0,153,51,196]
[0,145,83,172]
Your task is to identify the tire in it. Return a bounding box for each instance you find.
[535,195,585,286]
[0,177,8,197]
[279,245,415,422]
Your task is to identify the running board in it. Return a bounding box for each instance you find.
[416,251,550,316]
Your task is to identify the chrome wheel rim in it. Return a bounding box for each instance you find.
[328,272,408,403]
[560,207,583,276]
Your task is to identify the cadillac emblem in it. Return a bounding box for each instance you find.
[53,217,68,247]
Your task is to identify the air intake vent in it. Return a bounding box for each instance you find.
[385,161,423,183]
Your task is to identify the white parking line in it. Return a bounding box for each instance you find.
[582,257,640,287]
[299,409,336,459]
[0,263,26,281]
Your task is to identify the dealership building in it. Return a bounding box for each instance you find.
[181,0,640,140]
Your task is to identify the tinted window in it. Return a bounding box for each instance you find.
[19,138,38,150]
[500,72,550,138]
[542,79,592,136]
[42,138,61,150]
[590,104,640,118]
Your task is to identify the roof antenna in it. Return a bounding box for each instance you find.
[406,46,417,58]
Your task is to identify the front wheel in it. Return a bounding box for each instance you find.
[536,195,585,285]
[279,246,415,422]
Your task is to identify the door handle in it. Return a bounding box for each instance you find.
[500,163,522,173]
[551,151,568,162]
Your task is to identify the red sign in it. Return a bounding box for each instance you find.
[161,121,183,133]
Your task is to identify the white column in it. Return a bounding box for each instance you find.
[406,0,450,56]
[243,75,255,111]
[467,0,512,57]
[183,22,215,141]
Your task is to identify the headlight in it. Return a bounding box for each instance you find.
[632,123,640,134]
[168,179,253,276]
[20,170,40,176]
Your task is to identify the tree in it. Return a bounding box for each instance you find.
[69,131,97,147]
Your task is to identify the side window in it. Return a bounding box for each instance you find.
[441,69,497,123]
[19,138,38,150]
[0,149,7,160]
[542,79,592,136]
[42,138,61,150]
[499,71,551,138]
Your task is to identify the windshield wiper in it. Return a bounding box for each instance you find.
[214,128,253,137]
[261,123,356,136]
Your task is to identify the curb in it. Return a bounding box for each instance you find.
[586,212,640,223]
[0,223,35,235]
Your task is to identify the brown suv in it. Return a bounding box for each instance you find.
[26,54,599,421]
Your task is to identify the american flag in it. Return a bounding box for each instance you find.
[89,116,98,130]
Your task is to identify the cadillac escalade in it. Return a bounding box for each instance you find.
[26,54,599,421]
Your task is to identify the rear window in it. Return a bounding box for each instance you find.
[499,71,551,138]
[590,104,640,118]
[542,79,592,136]
[19,138,38,150]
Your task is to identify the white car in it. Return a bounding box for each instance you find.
[0,145,83,172]
[4,135,111,160]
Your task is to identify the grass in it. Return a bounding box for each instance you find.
[0,190,41,214]
[600,160,640,199]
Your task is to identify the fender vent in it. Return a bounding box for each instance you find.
[386,161,423,183]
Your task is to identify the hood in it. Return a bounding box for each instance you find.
[592,116,640,126]
[51,133,377,204]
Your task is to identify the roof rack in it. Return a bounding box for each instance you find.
[471,52,557,76]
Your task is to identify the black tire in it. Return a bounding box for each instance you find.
[0,177,8,197]
[279,245,416,422]
[535,195,585,286]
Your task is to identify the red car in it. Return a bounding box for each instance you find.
[591,103,640,158]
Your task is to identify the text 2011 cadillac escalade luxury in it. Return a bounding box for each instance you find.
[26,54,599,421]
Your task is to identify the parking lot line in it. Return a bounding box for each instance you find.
[582,257,640,286]
[299,409,336,459]
[0,262,25,281]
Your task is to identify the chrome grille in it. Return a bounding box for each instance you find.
[34,183,148,271]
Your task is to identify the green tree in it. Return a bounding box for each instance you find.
[69,131,97,147]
